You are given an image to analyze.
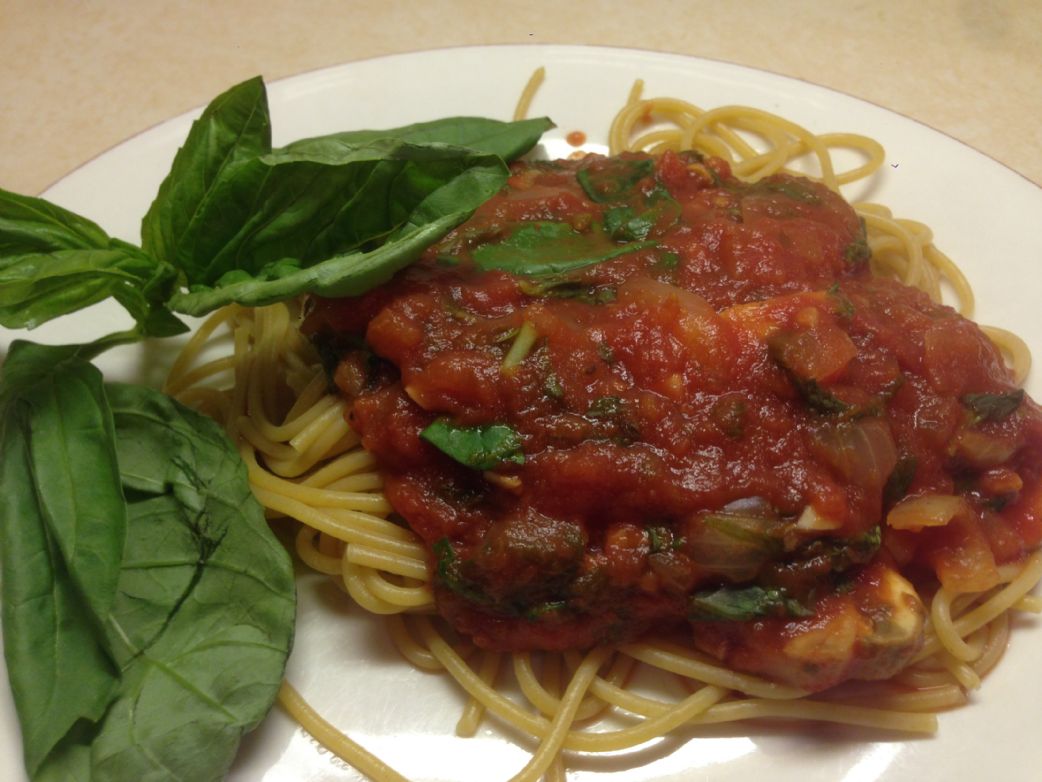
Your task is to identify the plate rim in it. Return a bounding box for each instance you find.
[3,42,1041,782]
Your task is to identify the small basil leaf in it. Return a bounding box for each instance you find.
[689,585,813,621]
[961,389,1024,424]
[472,221,653,276]
[421,418,525,470]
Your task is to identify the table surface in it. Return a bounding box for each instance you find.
[2,0,1041,196]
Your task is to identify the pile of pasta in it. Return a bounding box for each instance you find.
[165,73,1042,782]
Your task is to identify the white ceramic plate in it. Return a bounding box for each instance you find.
[2,45,1041,782]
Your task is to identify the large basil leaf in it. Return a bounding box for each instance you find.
[0,348,295,781]
[172,139,509,284]
[78,384,295,781]
[0,344,127,777]
[140,76,272,265]
[169,142,510,314]
[139,78,548,314]
[3,77,552,325]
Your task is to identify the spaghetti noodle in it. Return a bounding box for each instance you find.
[164,76,1042,780]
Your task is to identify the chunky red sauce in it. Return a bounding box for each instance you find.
[304,151,1042,690]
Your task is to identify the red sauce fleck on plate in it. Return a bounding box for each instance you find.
[566,130,587,147]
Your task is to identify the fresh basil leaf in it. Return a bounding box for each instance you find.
[0,348,295,781]
[0,347,126,777]
[179,140,507,281]
[166,141,510,314]
[1,346,127,622]
[141,76,272,265]
[421,418,525,470]
[689,585,813,621]
[170,204,482,315]
[72,384,295,782]
[473,221,654,276]
[0,340,97,401]
[962,389,1024,424]
[0,243,183,334]
[284,115,553,164]
[0,188,111,255]
[0,189,186,337]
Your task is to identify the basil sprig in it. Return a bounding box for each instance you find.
[0,75,554,782]
[2,76,552,324]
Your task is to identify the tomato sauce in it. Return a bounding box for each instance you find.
[304,151,1042,690]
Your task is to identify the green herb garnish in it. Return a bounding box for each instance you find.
[421,419,525,470]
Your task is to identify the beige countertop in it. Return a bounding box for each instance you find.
[2,1,1041,196]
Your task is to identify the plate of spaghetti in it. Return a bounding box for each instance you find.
[1,45,1041,782]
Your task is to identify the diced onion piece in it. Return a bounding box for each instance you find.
[501,321,538,373]
[796,505,843,532]
[684,510,778,582]
[403,384,429,408]
[807,418,897,492]
[952,429,1017,469]
[886,494,971,531]
[483,471,523,492]
[769,322,857,382]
